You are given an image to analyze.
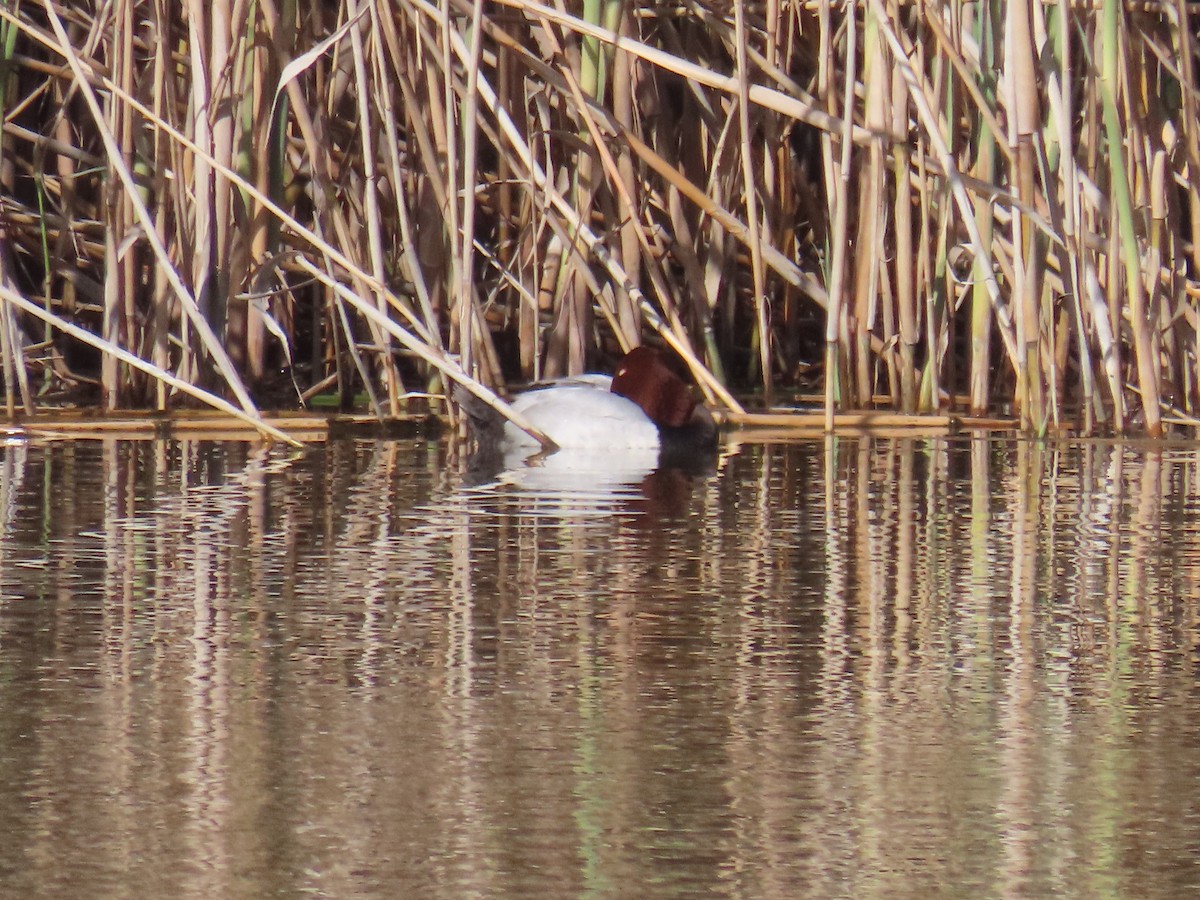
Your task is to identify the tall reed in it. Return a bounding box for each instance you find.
[0,0,1193,436]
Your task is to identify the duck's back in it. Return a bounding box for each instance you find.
[506,382,660,449]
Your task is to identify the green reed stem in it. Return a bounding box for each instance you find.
[1101,0,1160,434]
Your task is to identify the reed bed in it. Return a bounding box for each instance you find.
[0,0,1196,438]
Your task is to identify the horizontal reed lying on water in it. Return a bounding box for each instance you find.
[0,0,1195,439]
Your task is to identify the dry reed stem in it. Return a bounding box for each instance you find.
[0,282,300,444]
[34,0,262,414]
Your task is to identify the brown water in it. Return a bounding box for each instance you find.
[0,435,1198,898]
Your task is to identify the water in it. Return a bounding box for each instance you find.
[0,435,1198,897]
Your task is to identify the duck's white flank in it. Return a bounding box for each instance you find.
[504,381,660,449]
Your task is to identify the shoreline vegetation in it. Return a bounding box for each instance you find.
[0,1,1196,445]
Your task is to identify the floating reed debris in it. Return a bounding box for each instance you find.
[721,410,1017,432]
[0,409,444,444]
[0,0,1194,441]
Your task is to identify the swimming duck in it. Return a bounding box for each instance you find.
[504,346,717,451]
[458,346,717,452]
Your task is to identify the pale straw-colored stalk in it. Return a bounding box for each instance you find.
[823,0,855,431]
[0,283,300,445]
[348,0,401,411]
[733,0,771,397]
[1006,0,1045,430]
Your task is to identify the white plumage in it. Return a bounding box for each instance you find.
[504,379,661,449]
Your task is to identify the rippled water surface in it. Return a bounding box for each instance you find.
[1,435,1199,897]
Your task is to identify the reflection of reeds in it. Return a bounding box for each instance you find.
[0,4,1195,435]
[1,435,1199,890]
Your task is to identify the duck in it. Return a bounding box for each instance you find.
[505,346,717,451]
[459,346,718,453]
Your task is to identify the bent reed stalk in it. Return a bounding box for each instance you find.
[0,0,1195,438]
